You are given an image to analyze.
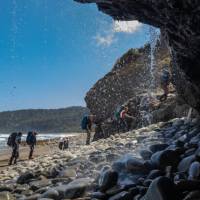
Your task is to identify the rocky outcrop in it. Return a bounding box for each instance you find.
[75,0,200,113]
[86,42,170,120]
[93,93,197,140]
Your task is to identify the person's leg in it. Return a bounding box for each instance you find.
[126,118,132,131]
[29,145,34,159]
[9,147,15,165]
[86,129,91,145]
[14,147,19,164]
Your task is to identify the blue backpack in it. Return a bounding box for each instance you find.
[161,70,170,82]
[81,116,88,130]
[26,132,34,145]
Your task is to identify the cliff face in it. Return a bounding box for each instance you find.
[75,0,200,114]
[86,41,170,120]
[85,46,150,119]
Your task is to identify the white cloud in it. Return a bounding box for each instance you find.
[94,20,142,47]
[94,33,116,47]
[113,20,142,33]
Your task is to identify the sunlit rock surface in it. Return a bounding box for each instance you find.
[85,42,170,120]
[75,0,200,113]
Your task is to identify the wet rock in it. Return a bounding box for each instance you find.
[0,192,15,200]
[106,153,120,163]
[54,178,94,199]
[189,134,200,146]
[14,184,30,194]
[142,177,177,200]
[22,194,41,200]
[17,172,36,184]
[139,150,152,160]
[0,185,13,192]
[91,191,108,200]
[89,154,105,163]
[183,190,200,200]
[149,144,169,153]
[188,161,200,180]
[41,189,59,200]
[176,180,200,191]
[112,161,126,173]
[30,179,52,191]
[106,185,125,196]
[125,157,149,174]
[99,170,118,192]
[58,168,77,179]
[184,148,196,157]
[151,149,180,169]
[178,155,196,173]
[108,191,132,200]
[147,170,164,180]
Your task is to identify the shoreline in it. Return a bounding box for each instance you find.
[0,132,86,170]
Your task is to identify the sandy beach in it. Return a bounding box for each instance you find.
[0,132,86,170]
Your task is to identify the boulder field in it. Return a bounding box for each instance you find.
[1,117,200,199]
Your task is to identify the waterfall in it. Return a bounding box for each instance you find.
[139,26,160,127]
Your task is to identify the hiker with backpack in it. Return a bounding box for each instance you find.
[114,105,125,132]
[8,132,23,165]
[160,65,171,101]
[81,114,95,145]
[119,106,135,132]
[26,132,37,159]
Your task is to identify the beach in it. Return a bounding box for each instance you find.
[0,132,85,170]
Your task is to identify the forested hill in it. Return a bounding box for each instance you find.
[0,106,89,133]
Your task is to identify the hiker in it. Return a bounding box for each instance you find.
[160,66,171,101]
[59,137,69,150]
[81,114,95,145]
[114,105,125,132]
[26,132,37,159]
[8,132,22,165]
[120,107,135,132]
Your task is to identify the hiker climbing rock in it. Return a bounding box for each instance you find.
[81,114,95,145]
[26,132,37,159]
[119,106,135,132]
[160,65,171,101]
[8,132,22,165]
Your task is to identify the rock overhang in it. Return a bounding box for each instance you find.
[74,0,200,113]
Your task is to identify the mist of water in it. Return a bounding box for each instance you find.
[139,26,160,127]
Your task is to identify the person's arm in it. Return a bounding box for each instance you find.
[125,113,135,119]
[34,136,37,145]
[16,136,21,145]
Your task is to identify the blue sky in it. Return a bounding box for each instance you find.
[0,0,150,111]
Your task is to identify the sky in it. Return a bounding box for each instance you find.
[0,0,151,112]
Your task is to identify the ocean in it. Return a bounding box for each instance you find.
[0,133,76,151]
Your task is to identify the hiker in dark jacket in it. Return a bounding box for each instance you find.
[160,66,171,101]
[81,115,95,145]
[9,132,22,165]
[26,132,37,159]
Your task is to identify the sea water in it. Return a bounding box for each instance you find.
[0,133,76,151]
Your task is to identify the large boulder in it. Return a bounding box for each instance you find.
[141,177,178,200]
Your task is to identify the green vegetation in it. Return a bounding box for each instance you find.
[0,107,89,133]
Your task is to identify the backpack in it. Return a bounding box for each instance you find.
[161,70,170,83]
[7,132,17,147]
[81,116,88,130]
[26,132,34,145]
[114,106,124,120]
